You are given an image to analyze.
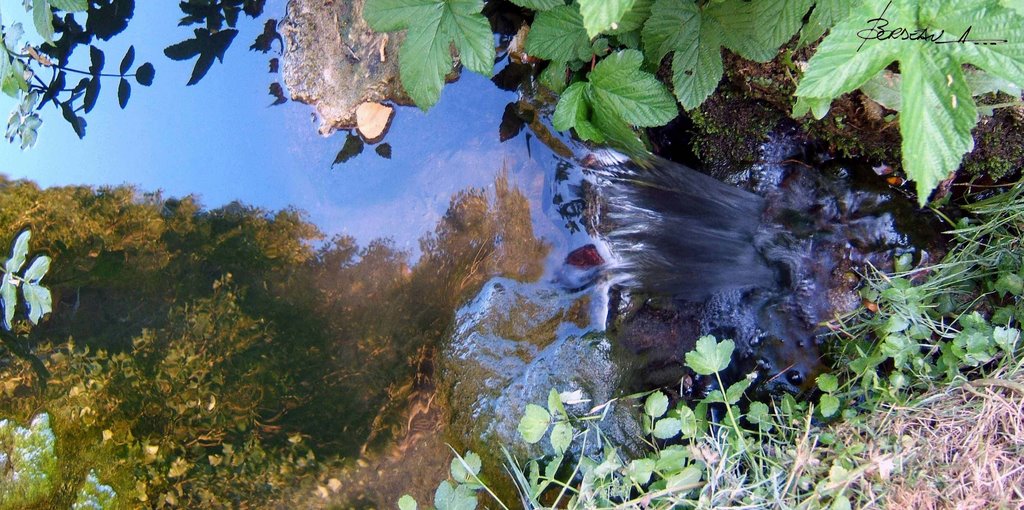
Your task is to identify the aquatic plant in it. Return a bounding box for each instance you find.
[364,0,1024,201]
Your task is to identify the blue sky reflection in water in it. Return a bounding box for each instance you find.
[0,0,568,258]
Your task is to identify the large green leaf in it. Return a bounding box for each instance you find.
[798,0,852,46]
[364,0,496,108]
[525,4,592,63]
[0,278,15,330]
[508,0,562,11]
[33,0,54,44]
[643,0,809,110]
[796,0,1024,205]
[551,50,672,154]
[708,0,813,62]
[587,49,677,127]
[684,336,734,375]
[578,0,636,38]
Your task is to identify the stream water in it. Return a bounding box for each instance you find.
[0,2,943,507]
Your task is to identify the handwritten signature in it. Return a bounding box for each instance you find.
[856,1,1007,52]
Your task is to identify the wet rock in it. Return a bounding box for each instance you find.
[281,0,426,134]
[437,277,642,471]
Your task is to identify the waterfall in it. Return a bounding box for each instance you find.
[588,150,776,301]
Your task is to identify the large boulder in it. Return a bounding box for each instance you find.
[281,0,419,134]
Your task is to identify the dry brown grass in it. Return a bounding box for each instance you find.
[831,367,1024,510]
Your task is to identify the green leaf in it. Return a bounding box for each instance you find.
[5,231,30,275]
[608,0,653,35]
[49,0,86,11]
[525,5,591,63]
[434,480,477,510]
[708,0,813,62]
[665,465,702,490]
[655,445,689,471]
[539,60,568,93]
[724,377,751,404]
[507,0,562,11]
[816,373,839,393]
[900,45,977,205]
[652,417,681,439]
[588,49,677,127]
[578,0,636,38]
[33,0,54,45]
[796,0,1024,205]
[819,394,840,418]
[364,0,496,108]
[547,388,567,419]
[644,391,668,418]
[684,335,734,375]
[995,272,1024,297]
[993,326,1020,352]
[398,494,418,510]
[746,401,772,431]
[552,81,588,132]
[627,458,655,485]
[518,404,551,443]
[450,451,482,483]
[677,406,697,437]
[0,278,16,330]
[798,0,851,46]
[549,421,573,453]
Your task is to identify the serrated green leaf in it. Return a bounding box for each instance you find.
[900,45,976,205]
[819,394,840,418]
[652,417,681,439]
[707,0,813,62]
[579,0,636,38]
[590,95,645,155]
[398,494,418,510]
[508,0,562,11]
[49,0,86,11]
[552,81,588,132]
[450,451,482,483]
[525,5,591,63]
[799,0,851,46]
[685,336,734,375]
[588,49,677,126]
[608,0,652,35]
[549,421,573,453]
[796,0,1024,204]
[364,0,495,108]
[518,404,551,443]
[816,373,839,393]
[644,391,669,418]
[643,0,724,110]
[33,0,54,44]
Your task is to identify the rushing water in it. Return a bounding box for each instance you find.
[0,3,944,507]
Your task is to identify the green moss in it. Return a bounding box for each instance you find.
[686,91,782,172]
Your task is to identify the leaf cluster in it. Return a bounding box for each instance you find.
[794,0,1024,205]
